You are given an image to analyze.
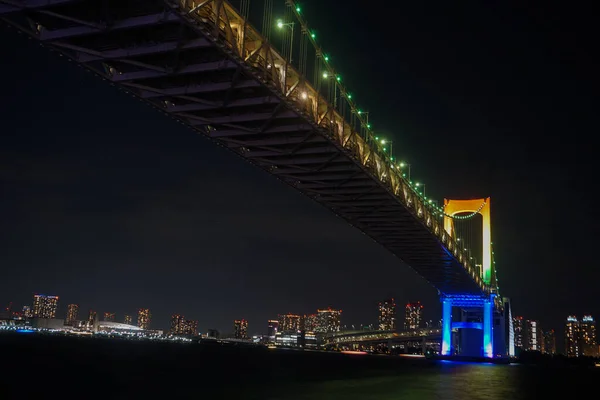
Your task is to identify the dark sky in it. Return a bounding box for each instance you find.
[0,1,596,345]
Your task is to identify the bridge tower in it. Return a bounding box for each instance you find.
[440,198,508,359]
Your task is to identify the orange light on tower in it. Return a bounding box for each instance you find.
[443,197,491,284]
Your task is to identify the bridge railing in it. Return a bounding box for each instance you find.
[173,0,487,293]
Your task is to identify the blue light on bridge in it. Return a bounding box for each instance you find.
[441,298,452,356]
[483,296,494,358]
[16,329,34,333]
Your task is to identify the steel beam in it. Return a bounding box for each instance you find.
[167,96,279,113]
[112,60,237,82]
[138,80,262,98]
[39,13,181,41]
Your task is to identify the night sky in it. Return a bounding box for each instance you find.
[0,1,596,346]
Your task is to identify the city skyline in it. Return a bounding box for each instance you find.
[0,0,596,350]
[7,291,589,351]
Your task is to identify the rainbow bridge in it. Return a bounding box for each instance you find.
[0,0,513,359]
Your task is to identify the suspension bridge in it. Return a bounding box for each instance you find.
[0,0,512,359]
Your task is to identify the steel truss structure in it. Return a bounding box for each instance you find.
[1,0,496,296]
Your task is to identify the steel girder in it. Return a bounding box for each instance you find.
[0,0,489,295]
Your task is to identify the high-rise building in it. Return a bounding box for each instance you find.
[66,304,79,325]
[316,308,341,333]
[88,310,97,324]
[404,302,423,331]
[32,294,59,319]
[378,298,396,331]
[303,314,317,332]
[278,314,301,333]
[170,314,198,336]
[543,329,556,354]
[267,320,279,340]
[182,319,198,336]
[103,312,115,322]
[124,314,132,325]
[565,315,579,357]
[512,317,541,352]
[170,314,185,335]
[513,316,524,352]
[234,319,248,339]
[22,306,32,318]
[580,315,597,357]
[137,309,151,329]
[524,320,541,351]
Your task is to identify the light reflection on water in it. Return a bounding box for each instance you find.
[271,361,599,400]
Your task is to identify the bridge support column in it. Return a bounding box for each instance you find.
[483,295,494,358]
[441,297,453,356]
[440,294,498,359]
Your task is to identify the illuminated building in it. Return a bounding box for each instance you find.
[513,316,524,351]
[378,298,396,331]
[234,319,248,339]
[66,304,79,325]
[137,309,151,329]
[85,310,99,332]
[543,329,556,354]
[565,315,579,357]
[182,319,198,336]
[88,310,97,324]
[32,294,59,319]
[275,331,299,347]
[404,302,423,331]
[124,314,132,325]
[580,315,597,357]
[169,314,198,336]
[524,320,541,351]
[22,306,32,319]
[278,314,301,333]
[170,314,184,334]
[267,320,279,341]
[103,312,115,322]
[303,314,317,332]
[316,308,341,333]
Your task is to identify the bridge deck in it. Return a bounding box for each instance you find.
[1,0,488,295]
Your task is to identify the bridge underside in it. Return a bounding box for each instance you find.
[1,0,486,295]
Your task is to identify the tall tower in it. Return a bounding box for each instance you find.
[524,320,541,351]
[443,198,491,284]
[66,304,79,325]
[267,320,279,341]
[137,308,151,329]
[404,302,423,331]
[513,316,524,352]
[580,315,597,357]
[31,294,59,318]
[170,314,185,335]
[378,298,396,331]
[543,329,556,354]
[565,315,579,357]
[234,319,248,339]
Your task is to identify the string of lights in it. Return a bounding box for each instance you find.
[280,1,491,292]
[286,1,483,222]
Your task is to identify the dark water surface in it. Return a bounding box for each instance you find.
[2,334,597,399]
